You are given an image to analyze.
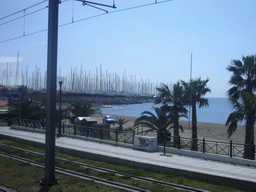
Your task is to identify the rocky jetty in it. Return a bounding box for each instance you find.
[61,93,154,106]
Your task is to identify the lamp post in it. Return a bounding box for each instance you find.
[57,75,64,137]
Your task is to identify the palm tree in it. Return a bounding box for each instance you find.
[227,55,256,98]
[154,82,187,146]
[1,85,8,100]
[226,92,256,160]
[8,96,44,120]
[18,85,29,100]
[56,108,70,123]
[115,117,128,131]
[7,86,44,120]
[133,105,173,143]
[67,99,96,117]
[182,78,211,151]
[226,55,256,159]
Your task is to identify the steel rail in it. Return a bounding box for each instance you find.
[0,152,148,192]
[0,142,209,192]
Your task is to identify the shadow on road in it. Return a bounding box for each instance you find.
[39,185,52,192]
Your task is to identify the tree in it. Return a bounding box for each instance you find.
[226,93,256,160]
[8,99,44,120]
[67,99,96,117]
[154,82,187,146]
[182,78,211,151]
[18,85,29,100]
[0,85,8,100]
[227,55,256,99]
[55,108,70,123]
[115,117,128,131]
[7,86,44,120]
[226,55,256,159]
[133,105,173,143]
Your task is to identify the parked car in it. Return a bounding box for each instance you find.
[103,115,115,124]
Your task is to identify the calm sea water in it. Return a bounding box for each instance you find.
[102,98,236,125]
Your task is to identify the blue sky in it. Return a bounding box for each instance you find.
[1,0,256,97]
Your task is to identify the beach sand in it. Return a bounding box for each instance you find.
[92,113,252,144]
[0,100,251,144]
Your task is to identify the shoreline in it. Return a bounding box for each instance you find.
[92,113,251,144]
[0,99,251,144]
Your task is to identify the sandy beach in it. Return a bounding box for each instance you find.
[92,113,252,144]
[0,99,251,145]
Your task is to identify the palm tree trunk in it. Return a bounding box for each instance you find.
[244,118,255,160]
[191,102,198,151]
[173,111,180,147]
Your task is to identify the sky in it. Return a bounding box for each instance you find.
[0,0,256,97]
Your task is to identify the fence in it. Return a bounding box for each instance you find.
[11,118,46,130]
[10,118,256,160]
[11,118,135,144]
[160,135,255,159]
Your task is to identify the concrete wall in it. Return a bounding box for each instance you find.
[8,125,256,167]
[158,146,256,167]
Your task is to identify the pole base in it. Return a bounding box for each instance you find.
[40,177,59,186]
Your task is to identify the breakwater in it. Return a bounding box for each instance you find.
[31,91,154,106]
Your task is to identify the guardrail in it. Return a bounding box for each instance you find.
[11,118,135,144]
[10,118,255,159]
[11,118,46,130]
[160,135,255,159]
[63,123,135,144]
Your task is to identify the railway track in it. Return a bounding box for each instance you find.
[0,143,209,192]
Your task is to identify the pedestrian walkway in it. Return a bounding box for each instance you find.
[0,126,256,191]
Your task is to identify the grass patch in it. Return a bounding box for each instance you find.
[0,156,124,192]
[0,139,247,192]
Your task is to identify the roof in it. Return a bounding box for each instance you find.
[75,117,98,122]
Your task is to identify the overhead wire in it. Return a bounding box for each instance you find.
[0,7,48,26]
[0,0,48,21]
[72,0,75,22]
[0,0,72,26]
[0,0,173,44]
[23,9,26,36]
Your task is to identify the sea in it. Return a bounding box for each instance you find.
[101,97,238,125]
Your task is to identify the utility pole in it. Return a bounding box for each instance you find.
[41,0,59,186]
[16,51,19,87]
[40,0,115,186]
[188,53,193,130]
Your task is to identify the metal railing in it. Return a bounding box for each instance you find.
[160,135,255,159]
[10,118,255,159]
[11,118,135,144]
[11,118,46,130]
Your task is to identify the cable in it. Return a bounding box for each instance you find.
[0,1,71,26]
[0,29,48,44]
[23,9,26,36]
[0,7,47,26]
[0,0,48,21]
[0,0,173,44]
[72,0,75,22]
[66,0,173,27]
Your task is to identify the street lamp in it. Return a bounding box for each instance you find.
[57,75,65,137]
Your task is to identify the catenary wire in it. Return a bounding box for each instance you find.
[0,7,48,26]
[0,0,71,25]
[0,0,48,21]
[0,0,173,44]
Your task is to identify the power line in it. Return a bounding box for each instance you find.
[0,0,173,44]
[0,29,48,44]
[0,0,48,21]
[0,7,48,26]
[0,0,71,26]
